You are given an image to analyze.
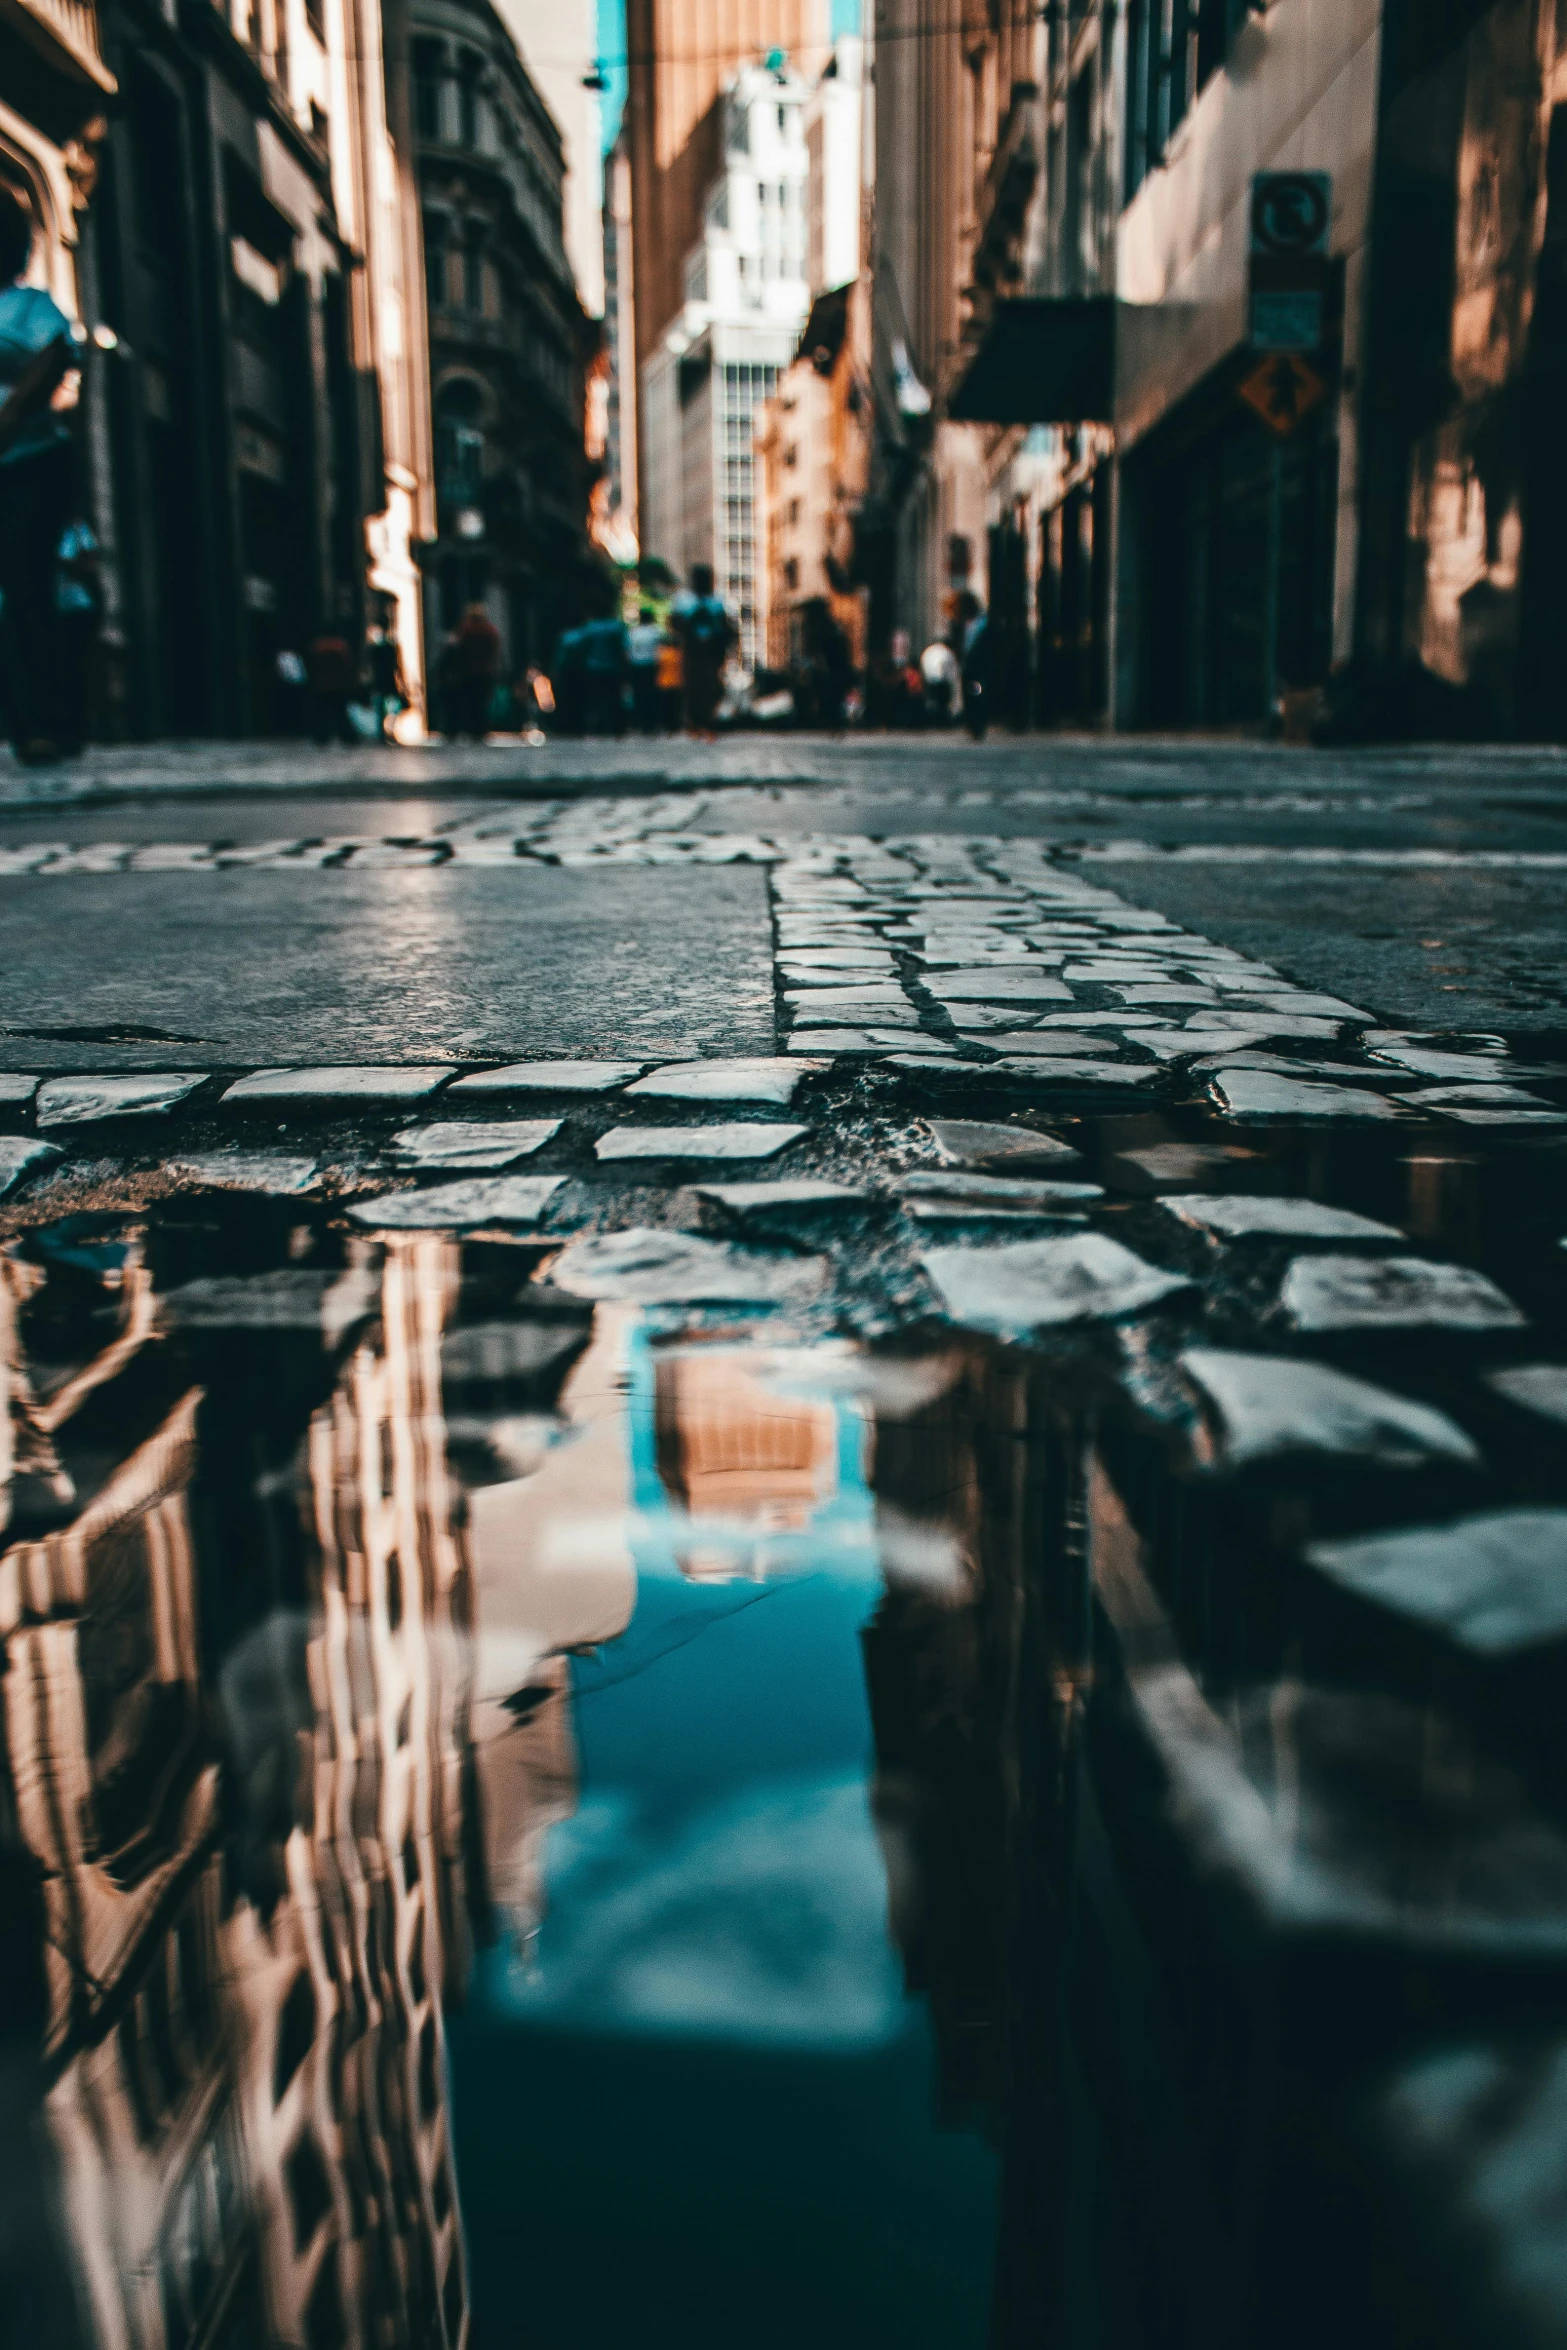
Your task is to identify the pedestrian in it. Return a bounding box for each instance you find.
[306,630,358,744]
[0,188,78,764]
[656,629,684,731]
[431,629,462,738]
[454,601,502,739]
[54,511,100,754]
[366,614,408,740]
[674,561,733,738]
[274,647,309,734]
[803,598,852,732]
[955,589,993,740]
[628,603,665,733]
[550,623,586,735]
[579,587,630,736]
[919,634,958,725]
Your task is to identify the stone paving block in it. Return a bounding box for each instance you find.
[694,1178,869,1217]
[923,1232,1191,1334]
[1486,1364,1567,1427]
[1369,1044,1515,1081]
[898,1170,1103,1209]
[1437,1106,1567,1126]
[1180,1347,1478,1471]
[1210,1068,1403,1120]
[781,986,911,1016]
[547,1226,826,1304]
[1167,1195,1404,1243]
[349,1174,565,1228]
[986,1059,1160,1084]
[925,1119,1082,1170]
[0,1076,39,1107]
[789,1030,921,1054]
[595,1121,807,1163]
[925,1109,1085,1165]
[37,1072,209,1126]
[1220,991,1368,1019]
[1281,1253,1525,1333]
[223,1066,455,1106]
[975,1033,1128,1060]
[1139,1029,1272,1060]
[1305,1510,1567,1655]
[928,970,1073,1002]
[448,1060,644,1095]
[390,1119,561,1169]
[0,1136,60,1196]
[625,1057,825,1106]
[167,1153,321,1195]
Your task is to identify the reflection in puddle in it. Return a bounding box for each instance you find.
[0,1209,1004,2349]
[5,1134,1567,2347]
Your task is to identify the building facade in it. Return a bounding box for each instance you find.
[640,61,815,663]
[756,35,871,673]
[411,0,595,672]
[490,0,603,319]
[601,132,639,552]
[623,0,826,459]
[872,0,1567,739]
[3,0,434,740]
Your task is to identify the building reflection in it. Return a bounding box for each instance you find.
[0,1210,1018,2346]
[0,1221,479,2349]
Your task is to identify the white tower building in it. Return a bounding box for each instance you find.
[640,61,813,670]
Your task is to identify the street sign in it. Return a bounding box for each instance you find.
[1238,352,1326,436]
[1249,170,1331,351]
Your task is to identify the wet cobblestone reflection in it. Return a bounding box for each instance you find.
[0,1109,1565,2345]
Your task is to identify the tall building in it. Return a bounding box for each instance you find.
[410,0,596,670]
[639,61,814,662]
[870,0,1567,739]
[3,0,434,737]
[756,35,871,673]
[602,133,639,552]
[490,0,603,318]
[623,0,827,379]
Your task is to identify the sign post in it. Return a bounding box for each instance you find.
[1245,172,1331,720]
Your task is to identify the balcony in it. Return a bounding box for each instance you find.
[0,0,115,92]
[969,83,1040,310]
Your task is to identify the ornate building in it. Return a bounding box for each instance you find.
[2,0,434,739]
[411,0,596,674]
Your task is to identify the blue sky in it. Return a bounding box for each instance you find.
[596,0,862,149]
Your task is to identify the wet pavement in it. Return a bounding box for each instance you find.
[4,748,1567,2347]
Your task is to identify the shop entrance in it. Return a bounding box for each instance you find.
[1136,384,1338,727]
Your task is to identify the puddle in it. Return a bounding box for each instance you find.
[2,1104,1567,2348]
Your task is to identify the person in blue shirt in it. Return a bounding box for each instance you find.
[0,189,77,762]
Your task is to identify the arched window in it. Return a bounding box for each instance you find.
[412,39,444,139]
[435,378,485,506]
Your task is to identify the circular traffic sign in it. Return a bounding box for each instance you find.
[1251,174,1329,254]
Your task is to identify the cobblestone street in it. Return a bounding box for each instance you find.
[6,734,1567,2349]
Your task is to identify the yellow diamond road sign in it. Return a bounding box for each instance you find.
[1238,352,1326,437]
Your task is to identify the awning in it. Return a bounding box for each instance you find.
[947,296,1116,425]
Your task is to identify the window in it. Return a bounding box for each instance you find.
[423,213,447,307]
[435,379,485,505]
[457,52,480,147]
[463,222,485,311]
[412,40,443,139]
